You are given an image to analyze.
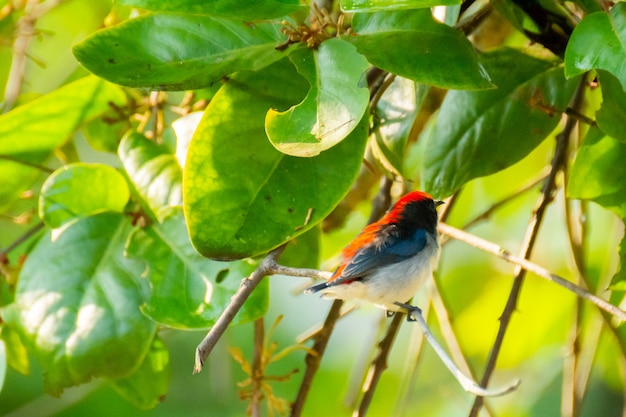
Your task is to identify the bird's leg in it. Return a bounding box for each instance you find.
[394,301,422,322]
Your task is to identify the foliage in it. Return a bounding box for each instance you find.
[1,0,626,416]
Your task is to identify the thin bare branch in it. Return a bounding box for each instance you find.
[395,302,520,397]
[0,221,45,257]
[194,245,287,374]
[438,223,626,321]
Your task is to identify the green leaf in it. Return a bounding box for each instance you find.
[111,335,170,410]
[422,48,580,198]
[126,213,267,329]
[266,39,369,157]
[0,77,126,208]
[345,10,493,90]
[0,76,126,155]
[371,77,427,176]
[118,132,182,223]
[597,71,626,142]
[115,0,305,20]
[39,163,130,229]
[564,3,626,88]
[0,338,5,394]
[1,213,155,396]
[341,0,460,11]
[73,14,288,90]
[1,325,30,375]
[184,59,369,260]
[568,128,626,218]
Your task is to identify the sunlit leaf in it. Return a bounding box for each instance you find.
[126,213,267,329]
[39,163,130,229]
[118,132,182,222]
[1,213,155,396]
[423,48,580,198]
[564,3,626,88]
[266,39,369,157]
[184,59,368,260]
[597,71,626,143]
[341,0,460,11]
[111,335,170,410]
[115,0,305,20]
[568,128,626,218]
[345,10,493,90]
[0,325,29,375]
[73,14,288,90]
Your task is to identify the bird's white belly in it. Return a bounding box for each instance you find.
[319,238,439,312]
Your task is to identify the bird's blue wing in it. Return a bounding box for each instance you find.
[339,228,428,279]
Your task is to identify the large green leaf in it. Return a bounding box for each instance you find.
[184,59,369,260]
[0,77,126,155]
[118,132,182,223]
[341,0,460,11]
[1,213,155,395]
[597,71,626,143]
[111,335,170,410]
[344,10,493,90]
[568,128,626,218]
[266,39,370,157]
[73,14,288,90]
[126,213,267,329]
[564,2,626,88]
[115,0,305,20]
[422,48,580,198]
[39,163,130,229]
[0,77,126,208]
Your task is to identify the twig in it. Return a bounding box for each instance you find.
[0,221,45,257]
[438,223,626,322]
[194,245,287,373]
[3,0,66,112]
[0,155,54,173]
[468,75,589,417]
[354,313,404,417]
[395,302,521,397]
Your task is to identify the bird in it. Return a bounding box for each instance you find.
[305,191,444,317]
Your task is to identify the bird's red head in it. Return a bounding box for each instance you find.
[383,191,443,234]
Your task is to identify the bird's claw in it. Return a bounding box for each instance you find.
[386,310,395,318]
[393,301,422,321]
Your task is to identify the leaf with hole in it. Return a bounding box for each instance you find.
[266,39,369,157]
[184,59,368,260]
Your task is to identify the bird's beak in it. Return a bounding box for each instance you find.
[435,200,445,207]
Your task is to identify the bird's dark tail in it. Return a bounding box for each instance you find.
[304,282,328,294]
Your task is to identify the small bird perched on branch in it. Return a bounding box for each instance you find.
[305,191,443,316]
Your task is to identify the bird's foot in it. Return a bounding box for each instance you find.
[393,302,422,322]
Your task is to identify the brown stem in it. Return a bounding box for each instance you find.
[354,313,404,417]
[290,299,343,417]
[251,319,264,417]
